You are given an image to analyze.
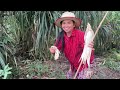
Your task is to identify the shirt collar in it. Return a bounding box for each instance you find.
[71,29,76,37]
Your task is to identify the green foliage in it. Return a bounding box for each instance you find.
[0,11,120,79]
[0,12,17,79]
[3,11,119,60]
[0,64,12,79]
[0,51,5,69]
[102,49,120,71]
[18,60,66,79]
[33,11,62,60]
[103,59,120,71]
[108,11,120,49]
[0,40,17,69]
[24,60,49,78]
[48,67,66,79]
[13,11,35,52]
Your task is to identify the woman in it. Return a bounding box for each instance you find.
[49,11,94,79]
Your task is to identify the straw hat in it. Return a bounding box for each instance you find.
[55,11,82,28]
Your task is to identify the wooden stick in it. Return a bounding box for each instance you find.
[73,11,109,79]
[73,60,83,79]
[91,11,109,41]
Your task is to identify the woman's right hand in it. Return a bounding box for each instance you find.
[49,46,57,54]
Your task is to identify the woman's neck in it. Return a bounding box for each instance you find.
[66,29,74,37]
[66,32,72,37]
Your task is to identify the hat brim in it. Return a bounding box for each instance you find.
[55,17,82,28]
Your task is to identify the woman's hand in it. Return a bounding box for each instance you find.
[49,46,57,54]
[88,41,95,50]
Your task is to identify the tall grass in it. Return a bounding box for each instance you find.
[1,11,120,63]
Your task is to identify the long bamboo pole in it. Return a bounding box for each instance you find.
[73,11,109,79]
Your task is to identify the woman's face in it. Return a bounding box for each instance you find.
[61,20,75,33]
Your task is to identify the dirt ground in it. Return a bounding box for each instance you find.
[90,58,120,79]
[17,55,120,79]
[42,56,120,79]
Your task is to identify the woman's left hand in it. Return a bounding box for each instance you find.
[88,41,95,50]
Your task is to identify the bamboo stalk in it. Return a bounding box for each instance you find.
[73,11,109,79]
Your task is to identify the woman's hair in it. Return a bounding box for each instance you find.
[56,30,65,53]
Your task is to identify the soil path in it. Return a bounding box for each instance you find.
[18,56,120,79]
[46,56,120,79]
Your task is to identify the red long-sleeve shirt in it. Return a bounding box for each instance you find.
[55,29,94,72]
